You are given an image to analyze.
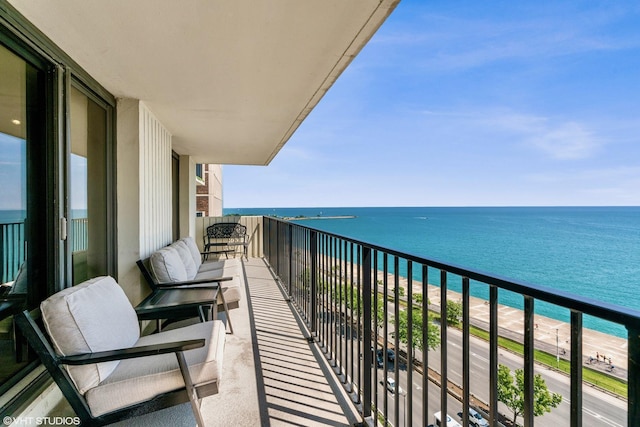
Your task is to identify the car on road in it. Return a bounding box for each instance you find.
[376,349,384,368]
[434,411,462,427]
[458,408,489,427]
[386,377,396,393]
[387,349,395,362]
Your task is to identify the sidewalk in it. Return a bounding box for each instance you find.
[427,285,628,380]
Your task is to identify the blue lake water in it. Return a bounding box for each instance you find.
[226,206,640,338]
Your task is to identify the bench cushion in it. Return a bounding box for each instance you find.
[85,320,225,416]
[41,276,140,394]
[180,236,203,270]
[170,240,198,279]
[198,257,242,273]
[150,247,189,283]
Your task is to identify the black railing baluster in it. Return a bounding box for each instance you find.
[354,242,360,400]
[383,253,389,422]
[373,249,379,418]
[338,239,343,379]
[629,326,640,426]
[570,310,582,427]
[407,260,413,427]
[462,277,470,427]
[331,236,336,366]
[489,285,498,427]
[288,223,293,297]
[362,245,373,420]
[310,230,317,336]
[422,264,429,424]
[393,256,401,427]
[523,296,534,427]
[440,269,448,423]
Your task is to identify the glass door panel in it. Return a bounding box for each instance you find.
[69,86,108,285]
[0,43,44,387]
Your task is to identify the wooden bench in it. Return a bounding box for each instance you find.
[203,223,248,260]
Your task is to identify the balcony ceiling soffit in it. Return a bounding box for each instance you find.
[8,0,399,165]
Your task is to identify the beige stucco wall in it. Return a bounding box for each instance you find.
[116,98,145,304]
[116,99,174,305]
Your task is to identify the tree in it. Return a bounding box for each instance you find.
[446,300,462,326]
[396,308,440,353]
[497,364,562,425]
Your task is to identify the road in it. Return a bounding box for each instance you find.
[367,325,627,426]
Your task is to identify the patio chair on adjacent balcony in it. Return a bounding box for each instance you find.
[15,276,225,427]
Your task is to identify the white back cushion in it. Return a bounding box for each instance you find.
[170,240,197,280]
[180,236,202,269]
[41,276,140,394]
[150,246,188,283]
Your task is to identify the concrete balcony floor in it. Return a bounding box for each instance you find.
[82,257,359,426]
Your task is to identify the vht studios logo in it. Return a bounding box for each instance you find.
[3,416,80,426]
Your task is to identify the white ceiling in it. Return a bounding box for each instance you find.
[9,0,399,165]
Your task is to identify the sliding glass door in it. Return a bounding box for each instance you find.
[68,85,110,285]
[0,33,115,398]
[0,42,48,388]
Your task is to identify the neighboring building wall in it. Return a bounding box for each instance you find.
[196,164,223,217]
[116,99,172,304]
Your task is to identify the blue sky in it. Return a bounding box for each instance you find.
[223,1,640,208]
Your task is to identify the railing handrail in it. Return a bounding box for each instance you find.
[263,216,640,332]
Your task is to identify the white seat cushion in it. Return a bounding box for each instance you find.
[85,320,225,417]
[41,276,140,394]
[150,246,189,283]
[198,257,242,274]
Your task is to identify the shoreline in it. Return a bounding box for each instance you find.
[284,215,356,220]
[319,253,629,376]
[394,273,629,373]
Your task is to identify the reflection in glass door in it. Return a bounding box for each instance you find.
[0,43,44,387]
[69,86,108,285]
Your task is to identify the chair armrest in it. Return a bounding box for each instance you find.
[59,339,205,365]
[155,276,234,288]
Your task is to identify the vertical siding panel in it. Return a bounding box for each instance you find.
[138,103,172,258]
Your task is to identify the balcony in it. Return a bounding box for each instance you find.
[31,216,638,426]
[0,212,635,426]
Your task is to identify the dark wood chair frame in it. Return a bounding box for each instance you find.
[15,309,217,427]
[136,258,235,334]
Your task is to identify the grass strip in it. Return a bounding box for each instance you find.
[469,324,627,397]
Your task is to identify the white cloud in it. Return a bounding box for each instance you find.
[527,122,601,160]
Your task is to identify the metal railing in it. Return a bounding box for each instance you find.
[263,216,640,427]
[70,218,89,253]
[0,221,25,284]
[1,218,88,284]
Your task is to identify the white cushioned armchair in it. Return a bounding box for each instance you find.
[16,276,225,427]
